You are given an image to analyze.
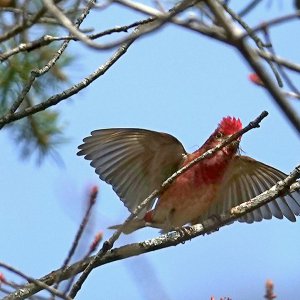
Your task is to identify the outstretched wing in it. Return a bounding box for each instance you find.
[78,128,187,215]
[207,156,300,223]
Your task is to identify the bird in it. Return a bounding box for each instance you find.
[77,116,300,234]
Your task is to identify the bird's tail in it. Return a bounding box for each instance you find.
[108,218,146,234]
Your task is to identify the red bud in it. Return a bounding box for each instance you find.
[89,185,99,205]
[249,73,265,86]
[265,279,276,299]
[89,231,103,252]
[0,272,6,284]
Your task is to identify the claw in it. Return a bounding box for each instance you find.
[175,225,194,242]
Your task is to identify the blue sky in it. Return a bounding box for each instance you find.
[1,1,300,299]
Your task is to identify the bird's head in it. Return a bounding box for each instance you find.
[205,116,243,155]
[217,116,242,136]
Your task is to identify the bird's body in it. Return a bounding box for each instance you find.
[148,180,219,230]
[78,117,300,233]
[144,145,235,231]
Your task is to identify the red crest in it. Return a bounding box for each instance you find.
[218,116,242,135]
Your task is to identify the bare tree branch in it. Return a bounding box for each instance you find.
[0,262,72,300]
[0,1,97,133]
[3,175,299,300]
[42,0,96,46]
[41,0,197,50]
[256,50,300,74]
[0,6,46,43]
[0,31,135,128]
[52,186,98,296]
[205,0,300,135]
[0,18,154,62]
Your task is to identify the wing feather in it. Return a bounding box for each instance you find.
[78,128,187,215]
[211,156,300,223]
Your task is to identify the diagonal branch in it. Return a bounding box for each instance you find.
[256,50,300,74]
[0,25,137,128]
[0,18,154,62]
[42,0,197,50]
[0,262,72,300]
[238,43,300,135]
[3,170,299,300]
[0,6,46,43]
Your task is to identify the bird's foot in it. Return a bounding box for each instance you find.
[175,226,194,243]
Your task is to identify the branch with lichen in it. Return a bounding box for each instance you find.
[3,174,299,300]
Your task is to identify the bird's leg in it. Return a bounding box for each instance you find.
[164,208,194,241]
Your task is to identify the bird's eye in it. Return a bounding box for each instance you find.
[216,132,223,139]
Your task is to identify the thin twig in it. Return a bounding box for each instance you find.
[238,0,263,17]
[43,0,95,46]
[0,5,47,43]
[52,186,98,295]
[41,0,196,50]
[240,43,300,135]
[216,0,282,87]
[1,0,198,128]
[0,18,154,62]
[246,11,300,36]
[0,0,96,129]
[0,262,72,300]
[205,0,300,135]
[113,0,227,42]
[256,50,300,73]
[223,1,269,48]
[0,6,83,25]
[262,26,300,95]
